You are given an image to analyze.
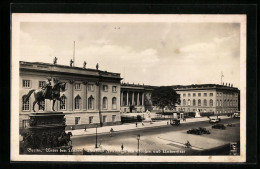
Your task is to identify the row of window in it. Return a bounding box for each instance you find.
[22,80,117,92]
[22,95,117,111]
[178,108,237,113]
[74,115,117,125]
[181,99,238,107]
[183,93,214,97]
[182,92,238,98]
[217,92,238,97]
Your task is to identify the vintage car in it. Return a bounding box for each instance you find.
[198,127,211,134]
[212,124,226,130]
[227,123,236,127]
[209,118,221,123]
[170,119,180,126]
[233,112,240,118]
[187,128,202,135]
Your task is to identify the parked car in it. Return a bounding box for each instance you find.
[233,112,240,118]
[227,123,236,127]
[198,127,211,134]
[209,118,221,123]
[187,128,202,135]
[170,119,180,126]
[212,124,226,130]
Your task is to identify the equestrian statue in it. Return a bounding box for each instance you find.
[23,77,66,112]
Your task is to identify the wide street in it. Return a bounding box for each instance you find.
[71,118,240,155]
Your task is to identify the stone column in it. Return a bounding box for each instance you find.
[121,92,123,106]
[126,91,129,106]
[137,92,140,105]
[142,93,144,106]
[132,92,134,105]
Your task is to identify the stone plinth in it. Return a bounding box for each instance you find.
[20,111,72,154]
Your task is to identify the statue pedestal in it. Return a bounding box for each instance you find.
[20,111,72,154]
[195,111,201,118]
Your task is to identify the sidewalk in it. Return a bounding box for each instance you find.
[67,116,230,137]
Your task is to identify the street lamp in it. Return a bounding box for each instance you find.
[95,124,98,148]
[137,134,140,156]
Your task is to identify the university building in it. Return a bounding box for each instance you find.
[120,83,154,113]
[19,61,240,130]
[20,61,122,130]
[173,84,239,115]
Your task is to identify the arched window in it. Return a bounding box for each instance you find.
[210,99,213,107]
[112,97,117,109]
[217,99,219,106]
[74,95,81,110]
[220,99,222,106]
[60,95,66,110]
[183,99,186,106]
[103,97,108,109]
[22,95,30,111]
[188,99,191,106]
[39,100,45,111]
[198,99,201,106]
[227,99,230,106]
[224,99,226,106]
[231,99,233,106]
[88,95,94,110]
[193,99,196,106]
[204,99,207,106]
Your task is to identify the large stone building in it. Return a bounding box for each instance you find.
[120,83,154,113]
[172,84,239,115]
[19,61,240,130]
[20,61,122,130]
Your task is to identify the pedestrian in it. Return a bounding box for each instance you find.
[84,126,86,132]
[142,122,144,126]
[121,144,124,151]
[167,121,169,125]
[136,122,137,127]
[110,128,114,137]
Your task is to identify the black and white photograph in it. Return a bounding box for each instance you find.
[11,14,246,162]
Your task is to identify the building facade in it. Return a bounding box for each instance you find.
[20,61,122,130]
[172,84,239,115]
[19,61,240,130]
[120,83,154,113]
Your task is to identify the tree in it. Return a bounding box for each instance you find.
[151,86,180,114]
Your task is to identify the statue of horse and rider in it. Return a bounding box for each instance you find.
[23,77,66,112]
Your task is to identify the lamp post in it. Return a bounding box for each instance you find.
[137,134,140,156]
[95,124,98,148]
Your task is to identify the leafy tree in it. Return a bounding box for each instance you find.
[151,86,180,114]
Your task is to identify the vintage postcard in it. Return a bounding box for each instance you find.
[11,14,246,162]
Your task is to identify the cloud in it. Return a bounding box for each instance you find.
[19,22,240,87]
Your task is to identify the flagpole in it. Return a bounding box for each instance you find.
[73,41,75,67]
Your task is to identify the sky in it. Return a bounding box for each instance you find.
[20,21,240,88]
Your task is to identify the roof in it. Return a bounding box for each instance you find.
[171,84,239,91]
[20,61,122,80]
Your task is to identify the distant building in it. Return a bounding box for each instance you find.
[120,83,154,113]
[19,61,122,130]
[172,84,240,115]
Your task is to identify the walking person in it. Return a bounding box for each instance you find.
[110,128,114,137]
[121,144,124,151]
[136,122,138,127]
[84,126,86,132]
